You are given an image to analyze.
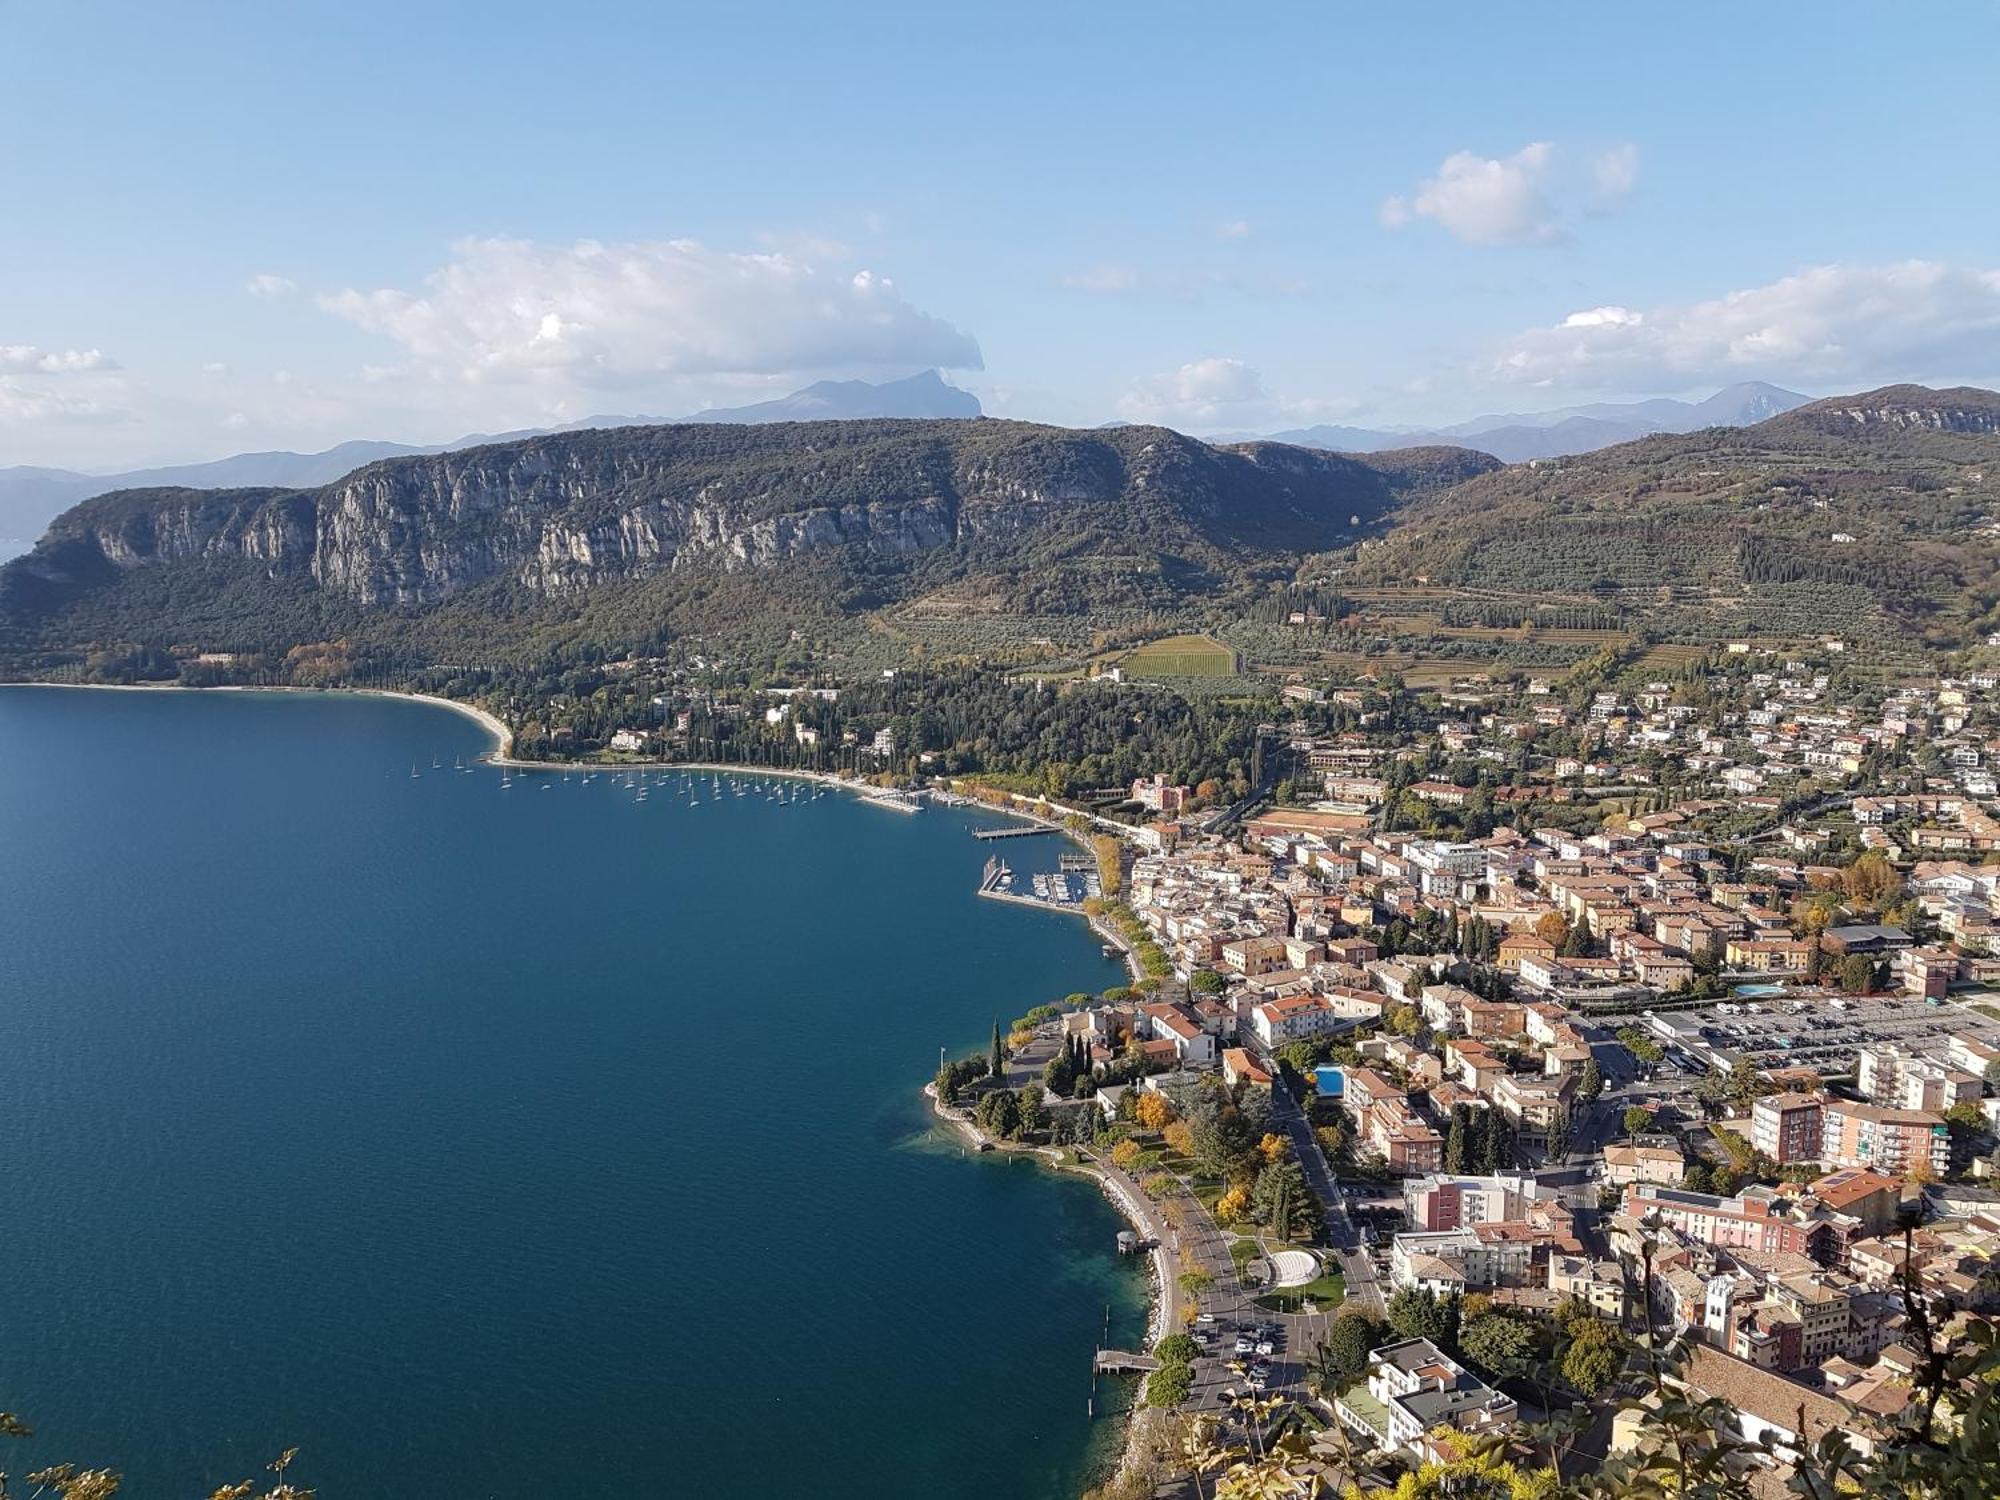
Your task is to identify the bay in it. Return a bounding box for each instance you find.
[0,686,1145,1498]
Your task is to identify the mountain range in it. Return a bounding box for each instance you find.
[0,370,985,544]
[1232,381,1810,463]
[4,382,1997,685]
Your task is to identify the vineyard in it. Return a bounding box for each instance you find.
[1114,634,1241,677]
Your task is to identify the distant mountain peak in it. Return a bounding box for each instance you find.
[1236,383,1811,464]
[686,369,981,424]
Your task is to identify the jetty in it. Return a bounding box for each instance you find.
[971,825,1055,840]
[859,789,924,814]
[1093,1349,1160,1374]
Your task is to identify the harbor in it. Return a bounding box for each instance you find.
[977,854,1101,911]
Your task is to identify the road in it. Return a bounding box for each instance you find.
[1268,1076,1386,1315]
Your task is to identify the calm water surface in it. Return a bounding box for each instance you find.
[0,686,1143,1498]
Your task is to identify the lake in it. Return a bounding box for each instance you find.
[0,685,1145,1498]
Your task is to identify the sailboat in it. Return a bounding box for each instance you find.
[410,763,420,778]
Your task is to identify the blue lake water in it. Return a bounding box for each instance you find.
[0,686,1143,1498]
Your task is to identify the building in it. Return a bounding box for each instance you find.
[1138,1003,1217,1067]
[1751,1093,1825,1165]
[1222,936,1289,977]
[1602,1142,1686,1188]
[1334,1338,1517,1460]
[1221,1047,1272,1089]
[1857,1044,1982,1113]
[1130,775,1191,814]
[1249,993,1345,1049]
[1403,1174,1541,1231]
[1621,1183,1816,1258]
[1820,1099,1950,1176]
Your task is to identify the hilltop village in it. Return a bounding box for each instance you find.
[897,648,2000,1499]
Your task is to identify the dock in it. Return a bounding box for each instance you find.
[1093,1350,1160,1374]
[971,825,1056,840]
[860,791,924,814]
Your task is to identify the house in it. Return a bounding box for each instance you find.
[1139,1003,1216,1067]
[1221,1047,1273,1089]
[1602,1142,1685,1188]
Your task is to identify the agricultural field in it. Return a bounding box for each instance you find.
[1115,634,1241,677]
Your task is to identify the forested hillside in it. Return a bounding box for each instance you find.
[0,419,1491,676]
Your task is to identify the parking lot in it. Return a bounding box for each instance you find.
[1601,990,2000,1077]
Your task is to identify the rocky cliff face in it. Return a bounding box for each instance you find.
[7,418,1458,618]
[1772,384,2000,437]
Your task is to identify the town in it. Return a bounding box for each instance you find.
[910,648,2000,1500]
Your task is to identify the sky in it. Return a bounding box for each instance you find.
[5,0,2000,469]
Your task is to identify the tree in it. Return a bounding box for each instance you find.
[1726,1057,1772,1107]
[976,1088,1021,1139]
[1136,1092,1174,1130]
[1190,1109,1255,1179]
[1444,1105,1469,1174]
[1215,1184,1251,1224]
[1257,1132,1289,1165]
[1534,912,1569,948]
[1386,1286,1452,1345]
[1144,1360,1193,1409]
[1162,1120,1194,1156]
[1459,1312,1542,1383]
[1559,1322,1626,1396]
[1546,1104,1572,1165]
[1479,1111,1515,1173]
[1017,1082,1050,1136]
[1577,1055,1604,1103]
[1189,968,1226,996]
[1313,1311,1387,1396]
[1110,1138,1141,1169]
[990,1019,1005,1080]
[1839,952,1876,994]
[1623,1105,1655,1140]
[1252,1157,1318,1240]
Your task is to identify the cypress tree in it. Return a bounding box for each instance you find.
[990,1020,1005,1081]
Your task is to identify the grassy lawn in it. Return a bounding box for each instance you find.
[1253,1271,1346,1314]
[1229,1237,1262,1272]
[1190,1180,1225,1210]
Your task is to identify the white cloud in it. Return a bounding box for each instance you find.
[1591,143,1640,204]
[246,273,299,299]
[1117,357,1271,426]
[1382,142,1561,246]
[1494,261,2000,388]
[1217,220,1252,241]
[0,344,117,374]
[0,343,128,434]
[1560,305,1643,329]
[321,235,982,389]
[1060,264,1142,294]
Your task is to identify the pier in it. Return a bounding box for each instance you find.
[971,825,1056,840]
[1093,1350,1160,1374]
